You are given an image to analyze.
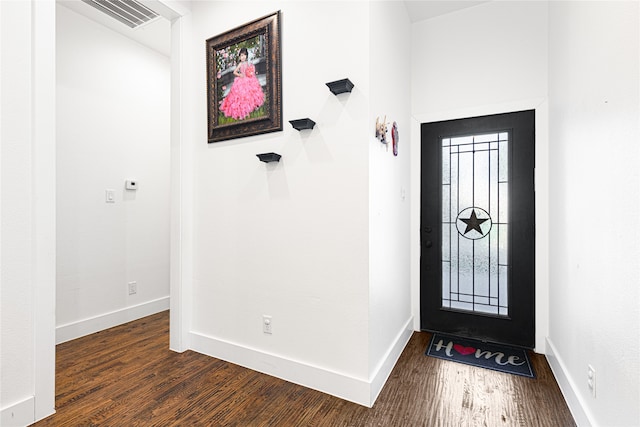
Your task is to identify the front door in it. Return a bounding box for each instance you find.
[420,110,535,348]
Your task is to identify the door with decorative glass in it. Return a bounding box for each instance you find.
[420,110,535,348]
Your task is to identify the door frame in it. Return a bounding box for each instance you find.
[409,103,549,352]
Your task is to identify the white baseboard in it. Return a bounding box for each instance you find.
[369,316,414,405]
[1,396,35,427]
[545,337,594,427]
[190,318,414,408]
[56,296,170,344]
[190,332,371,406]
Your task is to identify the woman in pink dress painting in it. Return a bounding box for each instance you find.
[220,48,265,121]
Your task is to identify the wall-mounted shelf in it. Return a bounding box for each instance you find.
[326,78,354,95]
[289,118,316,131]
[256,152,281,163]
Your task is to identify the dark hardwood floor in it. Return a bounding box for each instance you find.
[34,311,575,426]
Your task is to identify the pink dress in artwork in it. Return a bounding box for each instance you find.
[220,62,265,120]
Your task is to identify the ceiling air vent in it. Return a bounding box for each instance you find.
[81,0,159,28]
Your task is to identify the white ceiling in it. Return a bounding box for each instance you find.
[404,1,489,23]
[57,0,171,57]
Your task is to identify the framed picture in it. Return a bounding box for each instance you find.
[206,11,282,143]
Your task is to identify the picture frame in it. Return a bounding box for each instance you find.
[206,11,282,143]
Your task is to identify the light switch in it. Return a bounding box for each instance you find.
[106,189,115,203]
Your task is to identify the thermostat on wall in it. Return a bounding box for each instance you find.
[125,180,138,190]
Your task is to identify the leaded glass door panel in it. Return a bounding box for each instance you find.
[420,111,535,348]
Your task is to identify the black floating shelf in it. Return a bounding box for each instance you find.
[326,78,354,95]
[289,118,316,131]
[256,152,281,163]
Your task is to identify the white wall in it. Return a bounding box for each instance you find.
[173,0,413,406]
[411,1,548,116]
[188,0,370,397]
[368,1,413,402]
[409,1,550,351]
[547,2,640,426]
[1,1,34,417]
[56,4,171,343]
[1,0,56,425]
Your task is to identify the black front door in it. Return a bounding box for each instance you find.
[420,110,535,348]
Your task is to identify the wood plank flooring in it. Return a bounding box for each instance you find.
[34,311,575,426]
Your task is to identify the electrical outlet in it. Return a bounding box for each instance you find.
[263,315,272,334]
[128,281,137,295]
[587,365,596,397]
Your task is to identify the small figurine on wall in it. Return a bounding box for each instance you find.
[375,116,388,144]
[392,121,399,156]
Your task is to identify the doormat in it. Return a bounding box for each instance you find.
[425,333,535,378]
